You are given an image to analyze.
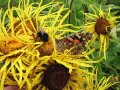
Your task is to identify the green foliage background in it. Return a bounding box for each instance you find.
[0,0,120,89]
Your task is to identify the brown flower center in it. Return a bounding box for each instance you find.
[41,63,70,90]
[95,17,111,35]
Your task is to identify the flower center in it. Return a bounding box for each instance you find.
[0,39,25,54]
[95,17,111,35]
[41,63,70,90]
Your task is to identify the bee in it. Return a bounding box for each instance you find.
[36,27,54,56]
[37,31,49,42]
[36,27,49,42]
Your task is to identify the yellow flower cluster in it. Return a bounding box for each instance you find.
[0,0,117,90]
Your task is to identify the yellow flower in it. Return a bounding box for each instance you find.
[0,0,109,90]
[22,51,99,90]
[82,5,120,59]
[85,69,117,90]
[0,0,76,89]
[0,0,73,58]
[0,42,42,90]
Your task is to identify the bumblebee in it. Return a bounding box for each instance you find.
[37,31,49,42]
[36,27,54,56]
[36,27,49,42]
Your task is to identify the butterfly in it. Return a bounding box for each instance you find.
[56,32,92,54]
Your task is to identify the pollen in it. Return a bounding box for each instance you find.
[41,63,70,90]
[0,38,25,54]
[95,17,111,35]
